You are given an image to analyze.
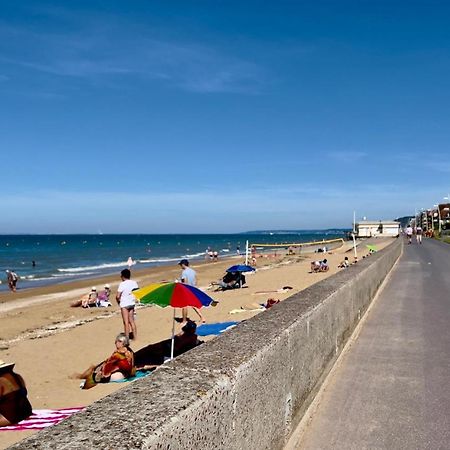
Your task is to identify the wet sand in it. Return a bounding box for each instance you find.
[0,239,391,449]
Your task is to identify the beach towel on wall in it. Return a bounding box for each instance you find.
[0,407,85,431]
[196,321,239,336]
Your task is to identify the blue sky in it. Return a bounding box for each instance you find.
[1,0,449,233]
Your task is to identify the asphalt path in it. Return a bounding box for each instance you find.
[297,238,450,450]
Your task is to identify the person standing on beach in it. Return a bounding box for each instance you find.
[178,259,205,323]
[6,270,18,292]
[116,269,138,340]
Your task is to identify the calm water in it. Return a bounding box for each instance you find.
[0,231,345,291]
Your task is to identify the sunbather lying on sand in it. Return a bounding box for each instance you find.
[252,286,293,295]
[134,320,202,370]
[229,298,279,314]
[71,333,135,389]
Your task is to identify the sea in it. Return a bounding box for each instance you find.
[0,231,346,291]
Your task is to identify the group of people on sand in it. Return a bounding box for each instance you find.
[72,259,204,390]
[0,260,207,426]
[70,284,112,308]
[311,255,357,273]
[310,258,329,273]
[205,248,219,261]
[70,269,138,340]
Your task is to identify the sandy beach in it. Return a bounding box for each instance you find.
[0,239,391,449]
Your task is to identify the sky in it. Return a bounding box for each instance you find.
[1,0,450,234]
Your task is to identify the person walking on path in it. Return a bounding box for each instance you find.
[405,225,413,244]
[6,270,18,292]
[178,259,205,324]
[415,226,423,244]
[116,269,138,340]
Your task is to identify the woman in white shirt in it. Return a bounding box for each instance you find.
[116,269,138,340]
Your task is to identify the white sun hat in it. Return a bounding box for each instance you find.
[0,359,15,371]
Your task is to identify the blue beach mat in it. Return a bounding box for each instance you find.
[112,370,152,383]
[197,321,239,336]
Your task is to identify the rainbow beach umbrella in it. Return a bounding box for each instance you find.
[133,282,215,359]
[134,282,214,309]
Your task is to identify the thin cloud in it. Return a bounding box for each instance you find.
[0,20,267,94]
[328,151,367,163]
[0,183,443,233]
[423,161,450,173]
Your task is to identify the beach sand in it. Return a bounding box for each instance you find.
[0,238,392,448]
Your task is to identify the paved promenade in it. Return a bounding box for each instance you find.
[298,238,450,450]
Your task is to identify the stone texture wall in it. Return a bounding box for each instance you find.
[10,239,402,450]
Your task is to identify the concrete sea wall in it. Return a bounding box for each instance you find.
[11,239,402,450]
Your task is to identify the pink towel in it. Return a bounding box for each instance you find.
[0,407,85,431]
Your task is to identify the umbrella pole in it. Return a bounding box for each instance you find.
[245,240,249,265]
[170,309,176,360]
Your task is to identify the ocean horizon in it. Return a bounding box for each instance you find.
[0,230,347,291]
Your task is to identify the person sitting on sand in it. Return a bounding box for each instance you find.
[213,271,246,291]
[69,286,98,308]
[338,256,350,268]
[72,333,135,390]
[82,287,98,308]
[0,360,33,427]
[97,284,112,307]
[134,320,201,370]
[311,259,329,273]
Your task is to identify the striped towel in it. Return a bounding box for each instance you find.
[0,407,85,431]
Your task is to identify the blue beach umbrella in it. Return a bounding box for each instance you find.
[226,264,255,273]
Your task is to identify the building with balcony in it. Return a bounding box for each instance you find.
[438,203,450,233]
